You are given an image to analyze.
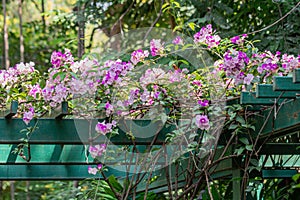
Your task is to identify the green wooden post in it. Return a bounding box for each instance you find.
[293,69,300,83]
[4,101,18,119]
[232,169,241,200]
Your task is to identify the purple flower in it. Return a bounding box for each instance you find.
[230,34,247,45]
[89,144,107,158]
[88,166,98,175]
[97,164,103,170]
[101,60,133,86]
[29,84,41,98]
[220,49,250,85]
[50,49,74,68]
[206,35,221,48]
[192,80,202,87]
[172,36,183,45]
[198,99,209,107]
[194,24,221,48]
[281,54,299,72]
[243,74,254,85]
[130,49,149,65]
[95,121,117,135]
[88,164,103,175]
[195,114,210,130]
[154,91,161,99]
[51,51,66,68]
[150,39,165,56]
[105,102,114,116]
[95,122,108,135]
[23,107,34,125]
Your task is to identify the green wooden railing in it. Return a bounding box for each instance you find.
[1,69,300,198]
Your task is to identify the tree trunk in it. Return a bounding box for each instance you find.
[10,181,15,200]
[2,0,10,69]
[18,0,24,62]
[77,1,85,58]
[26,181,30,200]
[0,181,2,197]
[41,0,46,32]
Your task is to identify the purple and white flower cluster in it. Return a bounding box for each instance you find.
[150,39,165,56]
[88,164,103,175]
[130,49,149,65]
[218,49,251,85]
[230,34,248,45]
[87,144,106,174]
[23,107,35,125]
[89,144,107,158]
[0,62,35,89]
[194,24,221,48]
[95,120,117,135]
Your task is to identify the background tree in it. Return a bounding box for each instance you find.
[2,0,9,69]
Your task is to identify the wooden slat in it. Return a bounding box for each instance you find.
[273,76,300,91]
[256,84,296,98]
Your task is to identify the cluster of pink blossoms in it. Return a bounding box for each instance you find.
[88,144,106,174]
[255,51,281,75]
[230,34,248,45]
[41,49,75,107]
[150,39,165,56]
[95,121,117,135]
[172,36,184,45]
[252,51,300,78]
[23,107,35,125]
[193,24,221,48]
[219,49,251,85]
[281,54,299,72]
[130,49,149,65]
[88,164,103,175]
[101,60,134,86]
[89,144,107,158]
[51,49,74,68]
[0,62,35,89]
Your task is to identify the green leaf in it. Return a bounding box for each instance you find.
[250,159,259,166]
[246,144,253,151]
[229,123,238,130]
[292,173,300,182]
[188,22,195,31]
[171,1,180,8]
[107,175,123,192]
[236,116,245,124]
[235,147,244,155]
[239,137,249,145]
[211,183,220,200]
[292,183,300,189]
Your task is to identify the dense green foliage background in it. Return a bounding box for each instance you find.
[1,0,299,70]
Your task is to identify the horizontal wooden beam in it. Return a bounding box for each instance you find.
[256,84,296,98]
[0,144,93,164]
[262,169,298,178]
[273,76,300,91]
[0,118,179,145]
[240,92,284,105]
[260,155,300,168]
[259,143,300,155]
[0,165,128,180]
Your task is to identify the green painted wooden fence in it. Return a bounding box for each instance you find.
[2,69,300,198]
